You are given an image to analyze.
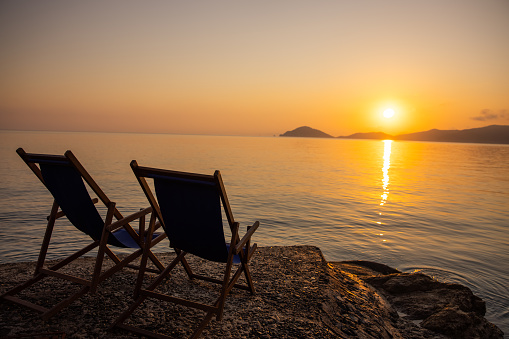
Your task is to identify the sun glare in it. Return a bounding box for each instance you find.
[383,108,395,119]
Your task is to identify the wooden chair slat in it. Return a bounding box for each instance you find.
[1,295,49,313]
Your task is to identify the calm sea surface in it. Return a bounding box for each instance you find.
[1,130,508,335]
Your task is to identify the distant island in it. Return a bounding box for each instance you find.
[280,125,509,145]
[280,126,334,138]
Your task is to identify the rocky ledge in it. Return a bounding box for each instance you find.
[0,246,503,338]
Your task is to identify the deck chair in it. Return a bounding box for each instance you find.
[112,161,259,339]
[0,148,167,320]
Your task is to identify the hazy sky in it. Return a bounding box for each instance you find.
[1,0,508,136]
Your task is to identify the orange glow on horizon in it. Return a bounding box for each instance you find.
[0,2,507,136]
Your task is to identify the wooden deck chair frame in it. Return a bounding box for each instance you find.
[111,161,259,339]
[0,148,167,320]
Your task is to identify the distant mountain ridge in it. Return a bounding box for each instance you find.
[337,132,393,140]
[280,125,509,145]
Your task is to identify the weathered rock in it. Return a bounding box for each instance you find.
[365,273,487,317]
[0,247,502,338]
[340,261,401,275]
[421,306,504,339]
[334,261,503,339]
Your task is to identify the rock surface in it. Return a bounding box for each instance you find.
[0,246,503,338]
[334,261,504,339]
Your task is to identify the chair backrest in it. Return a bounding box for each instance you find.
[131,161,235,263]
[17,148,113,241]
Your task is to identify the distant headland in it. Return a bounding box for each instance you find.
[280,125,509,145]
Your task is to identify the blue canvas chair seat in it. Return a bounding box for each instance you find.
[110,228,160,249]
[112,161,259,339]
[40,162,159,249]
[0,148,166,320]
[154,177,245,265]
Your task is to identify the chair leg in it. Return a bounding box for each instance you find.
[242,263,256,295]
[214,227,240,321]
[174,248,194,279]
[90,202,116,293]
[109,294,147,330]
[35,200,59,275]
[191,311,215,339]
[133,213,158,299]
[144,251,187,293]
[216,261,235,321]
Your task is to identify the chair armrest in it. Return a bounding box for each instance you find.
[235,221,259,254]
[106,206,153,232]
[47,198,99,221]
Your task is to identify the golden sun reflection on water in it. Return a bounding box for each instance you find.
[375,140,392,244]
[380,140,392,206]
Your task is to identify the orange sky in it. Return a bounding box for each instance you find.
[1,1,508,136]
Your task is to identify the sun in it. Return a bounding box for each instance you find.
[383,108,395,119]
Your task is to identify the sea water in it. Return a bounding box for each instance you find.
[0,130,508,335]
